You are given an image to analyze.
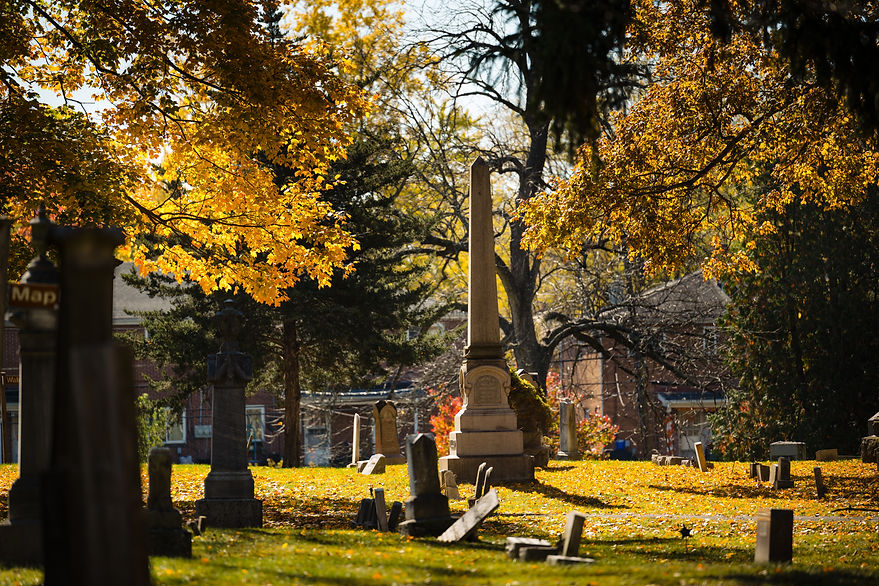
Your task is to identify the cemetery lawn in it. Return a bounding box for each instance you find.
[1,460,877,584]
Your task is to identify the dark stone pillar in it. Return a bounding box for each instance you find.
[0,208,58,566]
[195,300,262,528]
[42,226,149,586]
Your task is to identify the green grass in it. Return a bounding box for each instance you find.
[1,460,877,584]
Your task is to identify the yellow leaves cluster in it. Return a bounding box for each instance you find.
[4,1,371,304]
[4,458,876,552]
[520,0,879,278]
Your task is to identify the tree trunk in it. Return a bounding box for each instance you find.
[504,117,552,387]
[281,319,302,468]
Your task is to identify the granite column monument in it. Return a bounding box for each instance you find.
[195,300,263,528]
[438,157,534,483]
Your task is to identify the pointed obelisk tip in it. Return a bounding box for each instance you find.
[471,156,487,168]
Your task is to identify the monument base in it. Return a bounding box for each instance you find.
[381,454,406,465]
[203,470,254,499]
[555,451,580,461]
[147,527,193,558]
[439,453,534,484]
[397,516,456,538]
[195,498,263,528]
[0,521,43,566]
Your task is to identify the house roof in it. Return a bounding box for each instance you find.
[113,262,172,325]
[605,271,730,325]
[657,389,726,410]
[302,383,424,406]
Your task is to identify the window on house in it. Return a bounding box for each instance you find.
[165,409,186,444]
[246,405,265,443]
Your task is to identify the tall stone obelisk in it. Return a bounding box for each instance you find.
[438,158,534,484]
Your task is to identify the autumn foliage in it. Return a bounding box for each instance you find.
[2,1,368,303]
[520,0,879,279]
[428,390,461,456]
[577,414,619,458]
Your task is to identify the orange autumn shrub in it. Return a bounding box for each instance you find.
[428,390,462,456]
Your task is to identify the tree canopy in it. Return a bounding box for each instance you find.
[712,192,879,458]
[1,0,367,302]
[520,0,879,278]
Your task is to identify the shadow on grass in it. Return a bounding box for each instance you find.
[584,537,874,585]
[509,481,628,510]
[646,483,785,500]
[541,465,576,472]
[176,495,365,529]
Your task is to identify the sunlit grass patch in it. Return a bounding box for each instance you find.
[1,460,877,584]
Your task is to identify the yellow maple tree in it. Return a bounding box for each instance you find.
[520,0,879,278]
[2,0,369,304]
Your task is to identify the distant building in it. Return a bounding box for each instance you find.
[552,272,730,460]
[2,264,462,466]
[1,263,283,465]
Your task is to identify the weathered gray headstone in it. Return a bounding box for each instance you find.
[560,511,587,557]
[482,467,494,495]
[757,463,771,482]
[474,462,488,498]
[768,463,779,486]
[374,488,389,532]
[505,537,553,559]
[195,300,262,528]
[519,546,559,561]
[438,489,500,542]
[754,508,793,563]
[438,158,533,484]
[373,400,405,464]
[0,208,58,566]
[441,469,461,499]
[397,434,454,537]
[361,453,386,475]
[42,226,149,586]
[773,457,794,489]
[749,462,758,479]
[470,464,494,507]
[145,447,192,558]
[813,466,826,499]
[769,441,806,460]
[815,448,838,462]
[556,401,579,460]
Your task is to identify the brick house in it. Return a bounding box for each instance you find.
[1,263,283,465]
[551,272,730,460]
